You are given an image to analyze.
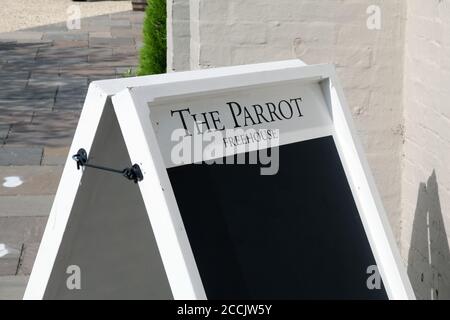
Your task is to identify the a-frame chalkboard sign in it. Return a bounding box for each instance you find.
[24,60,415,300]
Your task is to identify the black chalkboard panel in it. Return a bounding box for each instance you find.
[167,136,388,299]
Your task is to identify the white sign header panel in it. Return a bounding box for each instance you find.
[149,80,332,168]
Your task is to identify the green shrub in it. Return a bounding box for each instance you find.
[138,0,167,75]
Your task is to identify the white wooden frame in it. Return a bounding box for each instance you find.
[24,60,415,300]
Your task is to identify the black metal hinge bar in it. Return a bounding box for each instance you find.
[72,148,143,183]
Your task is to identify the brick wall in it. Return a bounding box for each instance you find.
[167,0,191,71]
[401,0,450,300]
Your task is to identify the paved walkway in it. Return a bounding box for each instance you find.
[0,10,144,299]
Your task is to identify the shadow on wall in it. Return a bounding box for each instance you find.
[408,171,450,300]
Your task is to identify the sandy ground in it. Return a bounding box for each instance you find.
[0,0,132,33]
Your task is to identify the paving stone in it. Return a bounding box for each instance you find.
[37,45,90,56]
[0,40,50,51]
[81,24,111,33]
[132,29,143,38]
[57,94,87,106]
[17,242,40,276]
[6,123,76,147]
[111,12,135,20]
[32,110,81,124]
[0,275,29,300]
[58,79,89,90]
[0,32,43,41]
[0,146,43,166]
[0,100,54,111]
[90,31,113,38]
[130,13,145,22]
[89,37,112,47]
[110,37,135,46]
[0,166,62,196]
[0,71,30,81]
[88,47,114,54]
[3,56,48,66]
[58,56,89,66]
[55,90,87,103]
[28,76,87,90]
[29,23,67,32]
[58,75,89,83]
[87,19,115,27]
[88,57,139,68]
[33,85,59,101]
[52,40,89,49]
[87,49,114,63]
[31,108,80,121]
[14,40,53,48]
[54,87,87,108]
[27,65,61,75]
[0,195,53,217]
[110,26,132,33]
[0,111,33,125]
[60,65,116,77]
[2,58,45,69]
[0,79,28,91]
[42,147,69,166]
[2,49,38,59]
[28,73,59,82]
[30,59,62,69]
[54,99,84,110]
[0,243,21,276]
[0,216,48,244]
[29,72,87,81]
[0,125,10,141]
[43,31,88,41]
[110,20,131,27]
[0,50,38,63]
[0,63,33,73]
[132,23,144,31]
[0,87,57,101]
[0,41,17,48]
[112,45,138,57]
[2,44,41,53]
[111,28,136,38]
[57,86,88,97]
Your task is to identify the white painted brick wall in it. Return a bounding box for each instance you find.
[401,0,450,300]
[167,0,191,71]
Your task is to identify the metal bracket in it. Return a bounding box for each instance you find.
[72,148,143,183]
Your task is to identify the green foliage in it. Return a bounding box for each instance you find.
[138,0,167,75]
